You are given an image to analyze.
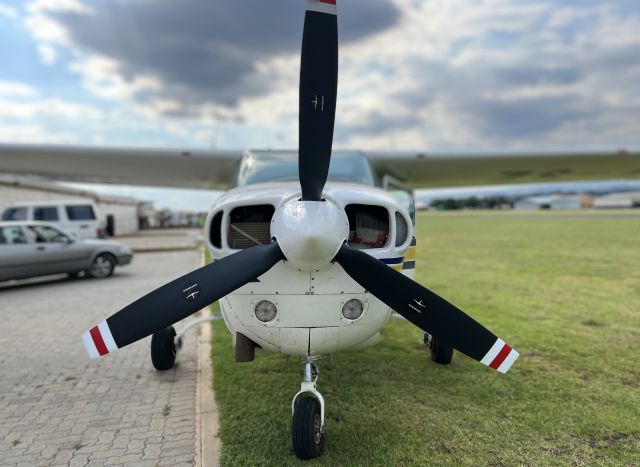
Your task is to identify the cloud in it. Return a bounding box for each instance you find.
[0,97,102,120]
[37,43,57,64]
[0,123,77,143]
[0,83,217,147]
[0,81,39,98]
[17,0,640,150]
[28,0,400,118]
[0,2,18,18]
[332,0,640,150]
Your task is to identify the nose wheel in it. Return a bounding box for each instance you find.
[291,360,325,459]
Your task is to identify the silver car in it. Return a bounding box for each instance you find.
[0,221,133,282]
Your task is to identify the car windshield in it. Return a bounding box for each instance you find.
[0,226,28,244]
[234,152,376,187]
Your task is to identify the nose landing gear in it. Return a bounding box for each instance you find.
[291,359,325,459]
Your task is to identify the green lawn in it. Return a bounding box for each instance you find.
[210,211,640,466]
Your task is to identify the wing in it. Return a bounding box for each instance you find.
[367,150,640,188]
[0,143,243,190]
[3,143,639,190]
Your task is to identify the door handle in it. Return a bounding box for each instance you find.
[37,246,45,251]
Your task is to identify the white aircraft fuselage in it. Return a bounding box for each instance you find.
[204,181,416,357]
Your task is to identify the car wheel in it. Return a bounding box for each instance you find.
[87,254,115,279]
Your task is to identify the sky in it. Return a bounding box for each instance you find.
[1,0,640,208]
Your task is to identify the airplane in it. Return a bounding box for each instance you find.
[1,0,640,461]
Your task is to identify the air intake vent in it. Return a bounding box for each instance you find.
[209,211,223,248]
[228,205,275,249]
[345,204,389,249]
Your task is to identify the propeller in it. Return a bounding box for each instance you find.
[334,245,519,373]
[82,242,283,358]
[82,0,518,374]
[299,0,338,201]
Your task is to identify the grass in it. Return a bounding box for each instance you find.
[210,210,640,466]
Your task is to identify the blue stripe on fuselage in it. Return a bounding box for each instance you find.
[380,257,404,265]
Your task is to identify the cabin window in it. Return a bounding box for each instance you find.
[345,204,389,249]
[228,205,275,249]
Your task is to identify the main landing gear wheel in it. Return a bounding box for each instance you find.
[291,360,325,460]
[424,332,454,365]
[151,326,177,370]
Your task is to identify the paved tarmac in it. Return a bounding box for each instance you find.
[117,229,204,253]
[0,250,203,466]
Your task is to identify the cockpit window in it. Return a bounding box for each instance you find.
[234,151,375,187]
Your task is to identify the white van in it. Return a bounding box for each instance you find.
[1,201,105,239]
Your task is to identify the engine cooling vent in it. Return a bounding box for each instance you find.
[228,205,275,249]
[345,204,389,249]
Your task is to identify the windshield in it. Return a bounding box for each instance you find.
[235,152,376,187]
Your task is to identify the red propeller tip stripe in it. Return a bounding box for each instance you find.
[89,326,108,356]
[82,320,118,359]
[480,338,519,374]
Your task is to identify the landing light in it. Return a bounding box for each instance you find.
[341,299,363,320]
[255,300,277,322]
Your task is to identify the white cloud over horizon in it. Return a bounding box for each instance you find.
[0,0,639,152]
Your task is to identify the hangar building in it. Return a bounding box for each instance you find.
[514,194,593,210]
[594,191,640,209]
[0,177,143,236]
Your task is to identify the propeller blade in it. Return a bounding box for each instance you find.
[82,242,284,359]
[299,0,338,201]
[334,245,519,373]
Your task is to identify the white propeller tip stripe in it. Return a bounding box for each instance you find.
[81,330,100,360]
[497,349,519,374]
[480,338,505,366]
[97,319,118,353]
[307,0,337,15]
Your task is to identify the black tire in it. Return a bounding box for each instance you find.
[424,333,453,365]
[292,397,324,460]
[151,326,177,371]
[87,254,115,279]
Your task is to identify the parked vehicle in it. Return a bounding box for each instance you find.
[1,201,105,239]
[0,221,133,282]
